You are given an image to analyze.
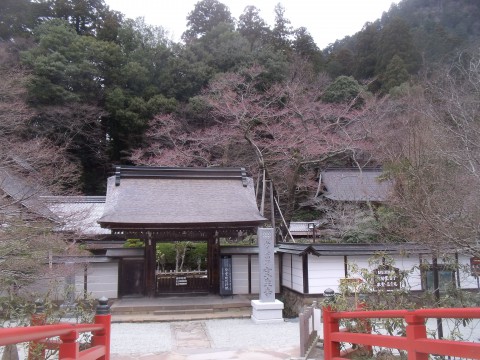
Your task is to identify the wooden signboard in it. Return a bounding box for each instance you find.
[220,255,233,296]
[373,264,401,290]
[470,257,480,277]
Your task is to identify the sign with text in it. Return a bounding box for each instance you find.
[373,264,401,291]
[220,255,233,296]
[470,257,480,277]
[175,276,187,286]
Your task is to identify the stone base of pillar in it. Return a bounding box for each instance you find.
[251,299,284,324]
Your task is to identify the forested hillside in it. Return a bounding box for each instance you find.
[1,0,480,253]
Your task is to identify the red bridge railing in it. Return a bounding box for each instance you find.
[0,297,111,360]
[323,306,480,360]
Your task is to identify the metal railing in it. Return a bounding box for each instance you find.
[323,305,480,360]
[0,297,111,360]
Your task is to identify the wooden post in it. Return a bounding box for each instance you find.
[357,296,373,355]
[269,180,275,231]
[208,233,220,293]
[299,312,307,357]
[432,256,444,339]
[144,232,156,297]
[92,297,111,360]
[322,305,340,359]
[59,330,79,359]
[405,313,428,360]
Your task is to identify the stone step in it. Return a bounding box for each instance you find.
[110,302,251,315]
[111,308,252,323]
[112,307,251,315]
[152,308,215,315]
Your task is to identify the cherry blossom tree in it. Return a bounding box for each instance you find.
[132,62,376,221]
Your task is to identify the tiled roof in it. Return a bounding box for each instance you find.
[321,168,392,201]
[0,169,58,221]
[98,166,266,229]
[278,243,431,256]
[42,196,111,235]
[289,221,319,236]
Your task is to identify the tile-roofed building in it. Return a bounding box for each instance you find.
[98,166,266,230]
[321,168,392,202]
[97,166,267,297]
[42,196,111,236]
[289,221,320,238]
[0,169,58,221]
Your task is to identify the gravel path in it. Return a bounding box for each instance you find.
[110,318,300,355]
[111,322,173,354]
[206,318,299,350]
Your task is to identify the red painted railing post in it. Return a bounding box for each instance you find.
[59,330,80,359]
[357,296,373,356]
[29,300,46,360]
[405,312,428,360]
[91,297,111,360]
[323,305,340,358]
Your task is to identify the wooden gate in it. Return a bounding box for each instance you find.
[119,259,144,297]
[156,271,209,295]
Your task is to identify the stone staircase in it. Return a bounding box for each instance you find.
[110,295,253,322]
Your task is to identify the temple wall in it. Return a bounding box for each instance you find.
[308,255,345,294]
[230,254,280,295]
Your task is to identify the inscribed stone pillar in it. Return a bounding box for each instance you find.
[251,227,284,323]
[258,228,276,302]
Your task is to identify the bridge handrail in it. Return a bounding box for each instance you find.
[329,307,480,320]
[323,305,480,360]
[0,323,105,345]
[0,297,111,360]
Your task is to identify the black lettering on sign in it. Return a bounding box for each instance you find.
[220,255,233,296]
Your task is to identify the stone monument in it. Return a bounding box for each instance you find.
[251,227,284,323]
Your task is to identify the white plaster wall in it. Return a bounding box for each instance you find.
[24,272,67,301]
[232,255,249,294]
[250,255,260,293]
[458,254,479,289]
[347,254,423,291]
[395,255,422,291]
[346,255,369,274]
[232,254,280,295]
[76,261,118,299]
[291,255,304,293]
[308,255,345,294]
[282,253,292,288]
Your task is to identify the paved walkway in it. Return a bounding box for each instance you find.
[109,318,313,360]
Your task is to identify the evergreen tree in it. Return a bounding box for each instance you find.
[353,22,380,79]
[376,17,421,75]
[0,0,48,39]
[383,54,410,92]
[326,48,355,77]
[182,0,234,42]
[271,3,292,52]
[322,75,364,104]
[47,0,110,36]
[292,27,324,72]
[238,5,270,51]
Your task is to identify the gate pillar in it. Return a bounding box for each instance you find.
[144,232,156,297]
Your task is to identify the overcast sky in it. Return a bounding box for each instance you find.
[104,0,402,49]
